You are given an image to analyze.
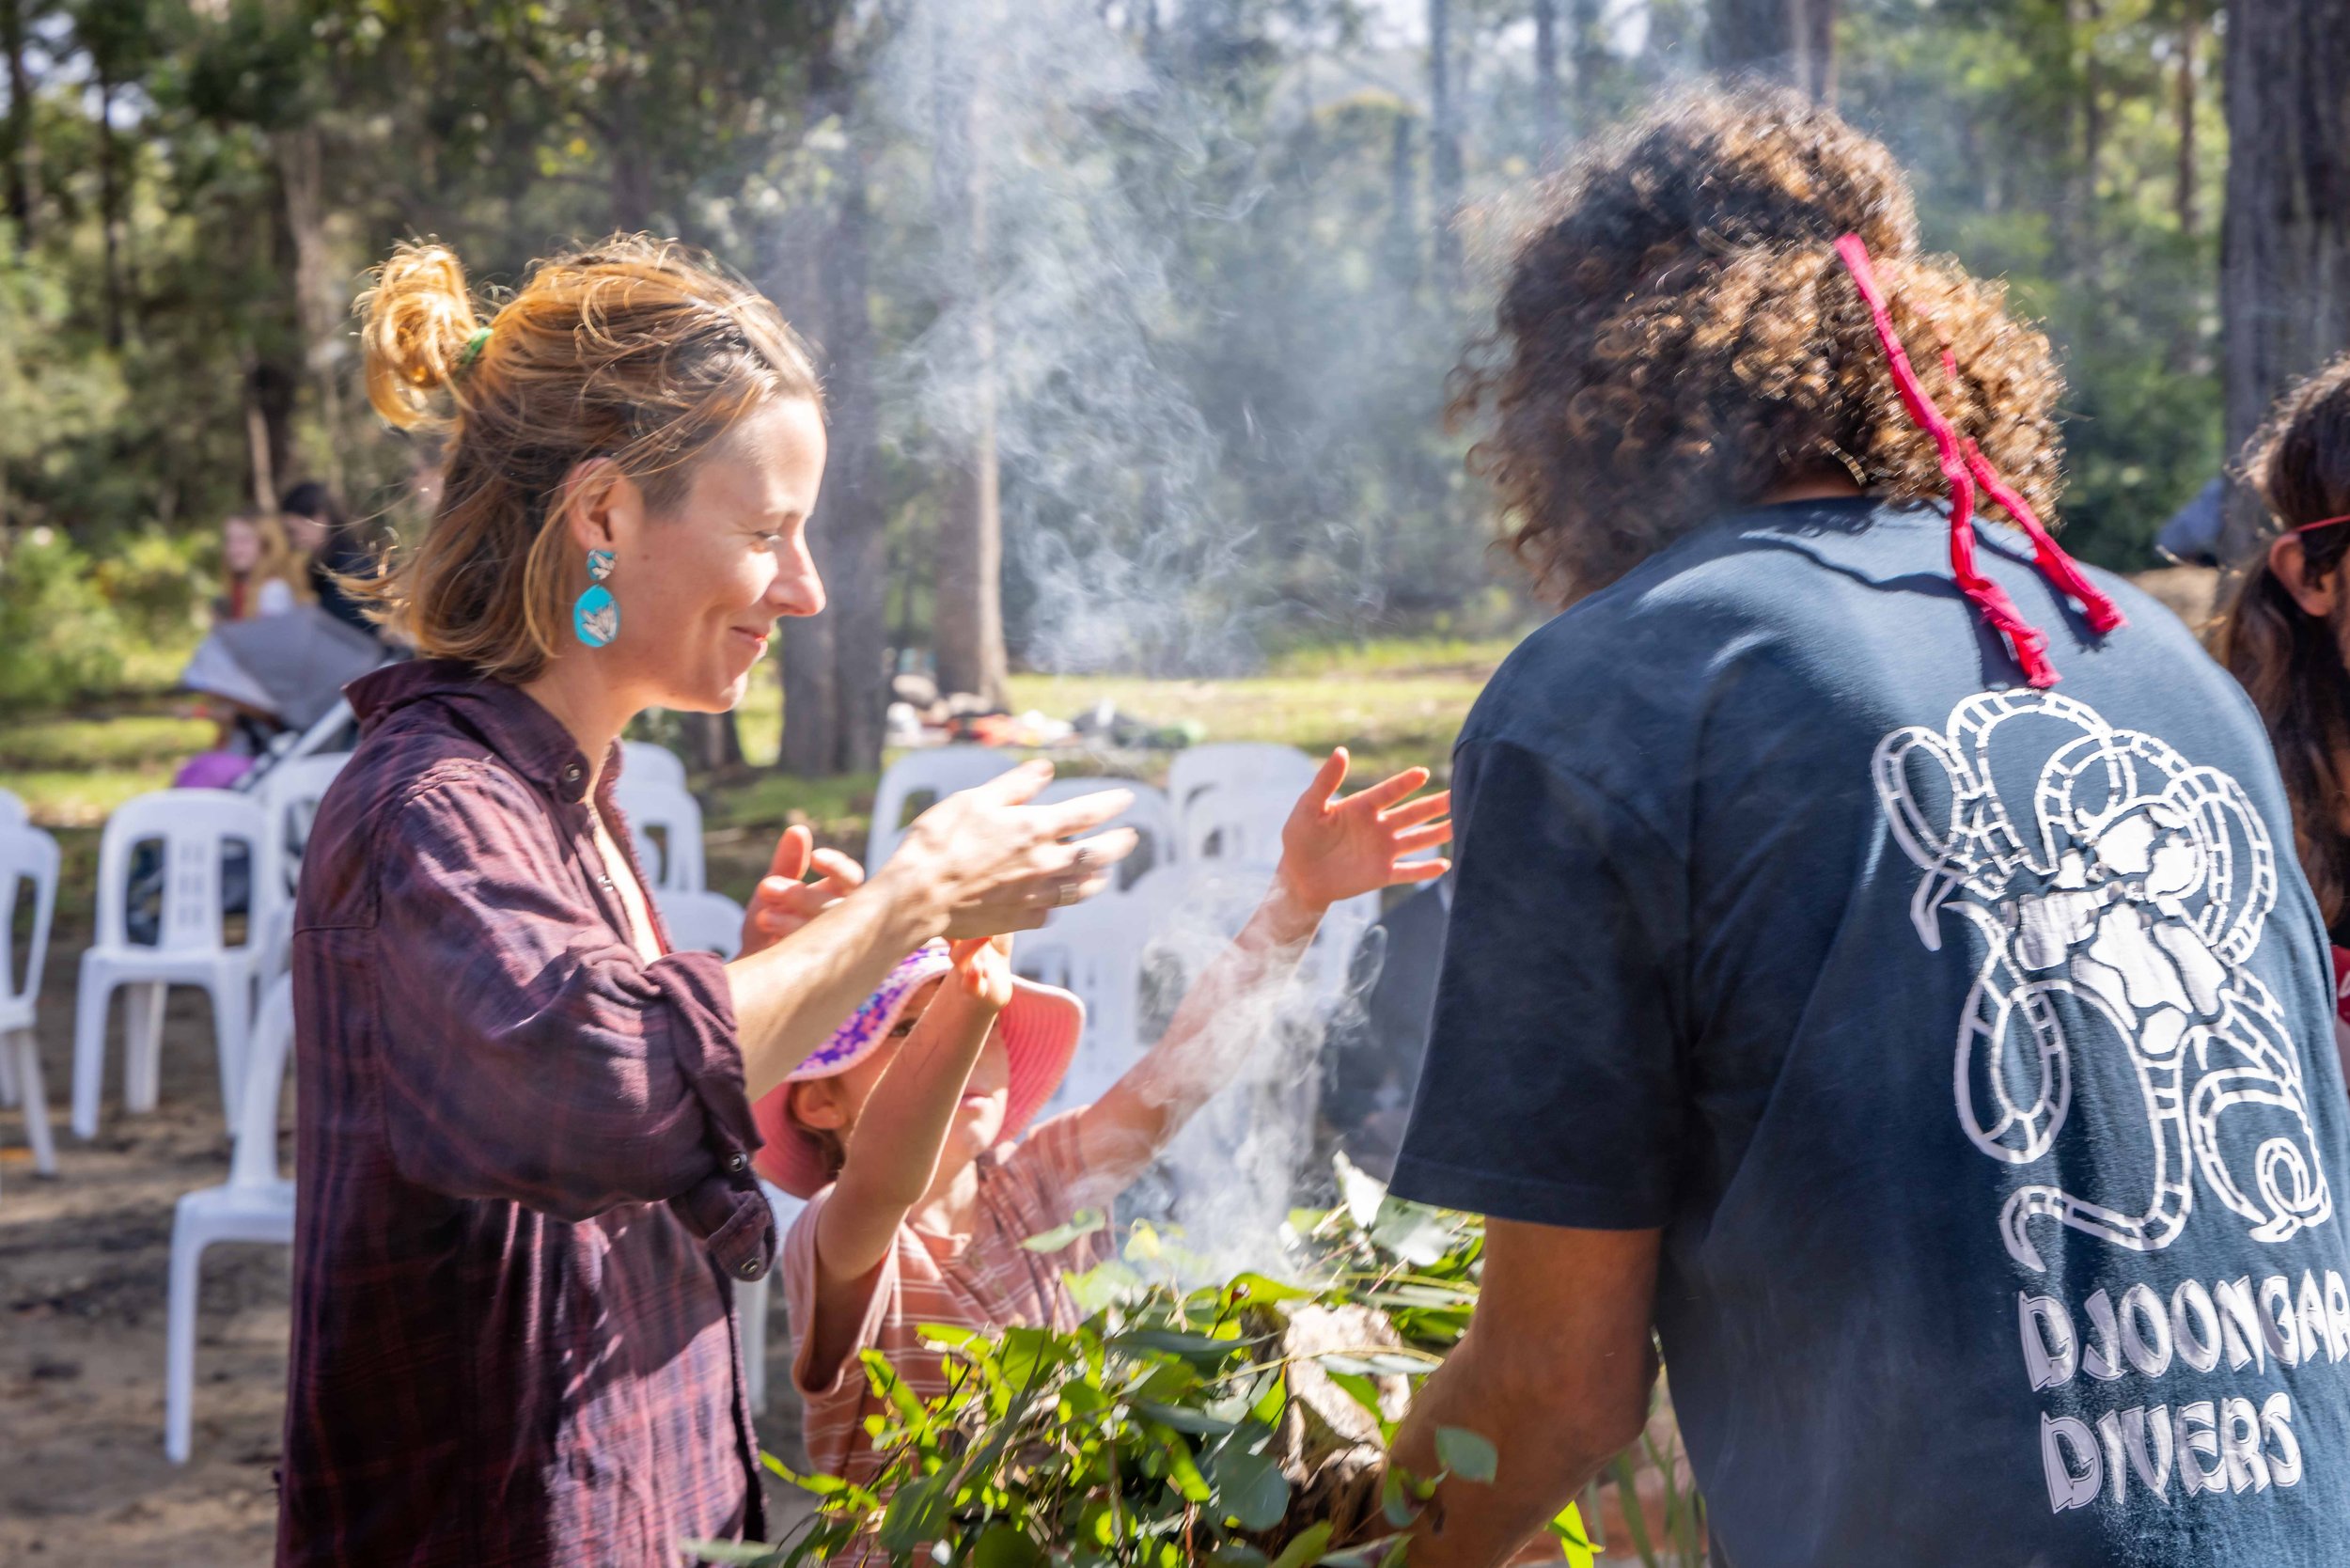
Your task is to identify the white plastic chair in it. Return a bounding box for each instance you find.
[0,824,61,1192]
[0,788,26,829]
[1021,874,1169,1114]
[738,1179,808,1414]
[1034,777,1181,892]
[657,888,745,960]
[611,779,706,897]
[1165,743,1320,823]
[73,790,269,1139]
[867,747,1019,869]
[621,740,688,789]
[164,974,296,1464]
[250,754,351,989]
[1180,782,1302,866]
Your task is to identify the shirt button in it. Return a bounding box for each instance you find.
[738,1255,765,1280]
[560,761,584,786]
[724,1150,748,1174]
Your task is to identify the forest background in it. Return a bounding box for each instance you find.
[0,0,2342,785]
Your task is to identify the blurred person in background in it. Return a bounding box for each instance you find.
[214,511,310,621]
[280,478,377,637]
[2217,353,2350,1060]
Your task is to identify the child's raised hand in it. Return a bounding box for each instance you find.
[740,824,866,957]
[947,933,1015,1011]
[1275,747,1452,911]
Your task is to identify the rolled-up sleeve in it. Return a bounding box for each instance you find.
[370,765,774,1274]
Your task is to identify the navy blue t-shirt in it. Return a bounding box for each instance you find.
[1391,499,2350,1566]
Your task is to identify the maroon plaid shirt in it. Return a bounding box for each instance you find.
[279,661,775,1566]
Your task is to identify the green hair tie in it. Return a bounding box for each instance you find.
[459,326,493,370]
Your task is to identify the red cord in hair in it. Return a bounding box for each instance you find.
[1833,234,2124,686]
[2295,513,2350,535]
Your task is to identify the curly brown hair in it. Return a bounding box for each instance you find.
[2215,353,2350,928]
[1452,87,2069,605]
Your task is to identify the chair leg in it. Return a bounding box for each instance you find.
[209,979,250,1135]
[0,1033,18,1107]
[14,1030,55,1177]
[125,982,166,1116]
[71,963,113,1141]
[164,1215,205,1464]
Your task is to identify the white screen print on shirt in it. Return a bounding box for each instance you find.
[1874,690,2340,1513]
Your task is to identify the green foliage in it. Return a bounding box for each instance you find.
[92,525,213,645]
[693,1165,1614,1566]
[0,528,128,713]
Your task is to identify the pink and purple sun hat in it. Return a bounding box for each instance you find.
[749,940,1086,1199]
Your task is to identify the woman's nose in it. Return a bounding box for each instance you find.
[768,532,826,619]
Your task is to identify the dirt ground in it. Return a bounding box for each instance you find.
[0,934,816,1566]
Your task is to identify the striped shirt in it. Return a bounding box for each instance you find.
[784,1111,1114,1483]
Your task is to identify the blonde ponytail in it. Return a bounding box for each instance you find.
[356,242,488,432]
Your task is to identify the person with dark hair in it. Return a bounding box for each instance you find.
[278,478,377,636]
[2218,356,2350,1022]
[1380,90,2350,1566]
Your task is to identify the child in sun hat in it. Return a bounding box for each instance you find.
[758,746,1452,1485]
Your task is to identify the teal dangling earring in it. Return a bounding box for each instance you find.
[573,549,619,647]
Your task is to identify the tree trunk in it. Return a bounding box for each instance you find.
[2218,0,2350,560]
[1570,0,1605,136]
[1795,0,1836,102]
[929,30,1009,708]
[820,141,890,773]
[2175,7,2201,237]
[1427,0,1461,278]
[272,125,346,493]
[1531,0,1561,165]
[98,73,122,348]
[1707,0,1794,78]
[3,0,34,244]
[2078,0,2104,227]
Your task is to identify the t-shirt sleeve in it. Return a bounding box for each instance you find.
[1387,736,1687,1230]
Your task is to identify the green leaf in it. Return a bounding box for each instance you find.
[971,1524,1050,1568]
[1023,1207,1107,1252]
[1324,1369,1385,1419]
[1609,1450,1659,1566]
[1268,1522,1334,1568]
[1209,1548,1271,1568]
[680,1543,784,1566]
[1250,1371,1288,1427]
[1111,1327,1242,1363]
[1548,1499,1598,1568]
[1369,1202,1456,1267]
[1147,1421,1214,1505]
[1226,1270,1315,1307]
[1434,1426,1498,1485]
[1209,1444,1292,1531]
[1135,1399,1239,1436]
[1064,1260,1145,1314]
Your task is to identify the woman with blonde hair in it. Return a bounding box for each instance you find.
[215,510,310,619]
[279,236,1137,1567]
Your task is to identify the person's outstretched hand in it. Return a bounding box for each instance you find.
[738,824,866,958]
[887,760,1141,939]
[1276,747,1451,912]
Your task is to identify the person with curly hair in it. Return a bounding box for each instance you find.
[1381,90,2350,1566]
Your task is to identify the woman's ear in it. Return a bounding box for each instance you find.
[2268,532,2341,620]
[557,456,643,556]
[790,1078,849,1133]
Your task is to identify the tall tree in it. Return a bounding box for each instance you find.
[779,6,889,776]
[1708,0,1833,100]
[3,0,35,243]
[1428,0,1461,276]
[2172,0,2203,236]
[928,14,1008,708]
[1532,0,1561,165]
[2219,0,2350,558]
